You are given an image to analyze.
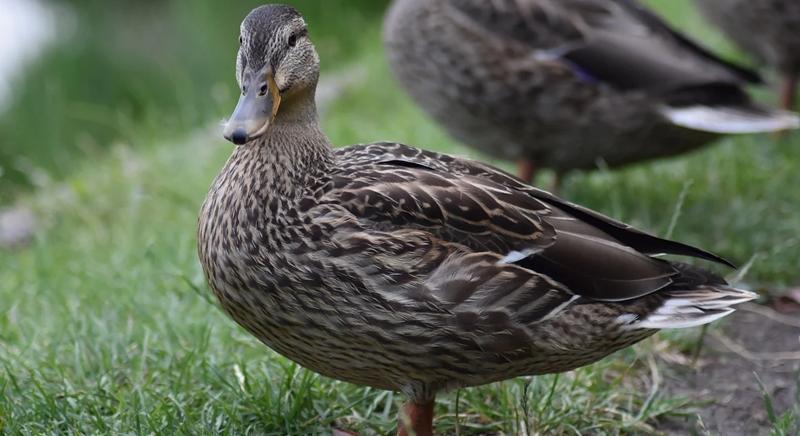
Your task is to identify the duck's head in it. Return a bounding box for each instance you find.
[223,5,319,145]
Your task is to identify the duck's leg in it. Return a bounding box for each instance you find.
[517,159,537,183]
[397,400,434,436]
[780,71,797,110]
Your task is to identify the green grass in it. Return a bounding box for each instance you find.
[2,0,800,433]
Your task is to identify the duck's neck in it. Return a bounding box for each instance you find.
[232,92,334,200]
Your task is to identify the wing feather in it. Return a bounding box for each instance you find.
[332,142,734,304]
[444,0,760,93]
[322,165,557,256]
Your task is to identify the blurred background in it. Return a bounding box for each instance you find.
[1,0,798,434]
[0,0,390,201]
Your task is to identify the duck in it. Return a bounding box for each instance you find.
[383,0,800,185]
[197,5,757,435]
[693,0,800,109]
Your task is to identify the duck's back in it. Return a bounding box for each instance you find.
[384,0,794,172]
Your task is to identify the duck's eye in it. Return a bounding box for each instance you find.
[288,34,297,48]
[239,36,243,44]
[259,84,268,96]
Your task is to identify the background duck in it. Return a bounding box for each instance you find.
[693,0,800,110]
[198,5,756,435]
[383,0,800,185]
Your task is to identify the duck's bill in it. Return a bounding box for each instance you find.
[223,72,281,145]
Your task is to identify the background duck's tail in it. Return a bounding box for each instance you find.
[660,104,800,134]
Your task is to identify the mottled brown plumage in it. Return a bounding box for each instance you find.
[693,0,800,109]
[384,0,799,182]
[198,5,757,434]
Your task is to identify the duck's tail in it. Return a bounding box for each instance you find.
[618,262,757,330]
[659,104,800,134]
[631,286,757,329]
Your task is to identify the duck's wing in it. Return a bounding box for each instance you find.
[445,0,760,93]
[305,205,584,353]
[329,143,731,303]
[322,152,558,258]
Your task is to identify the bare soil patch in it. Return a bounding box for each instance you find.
[661,306,800,435]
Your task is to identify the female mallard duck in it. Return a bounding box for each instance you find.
[383,0,799,184]
[198,5,756,435]
[693,0,800,109]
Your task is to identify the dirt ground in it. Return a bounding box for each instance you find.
[661,306,800,435]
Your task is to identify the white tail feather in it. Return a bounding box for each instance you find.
[618,287,757,330]
[660,105,800,134]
